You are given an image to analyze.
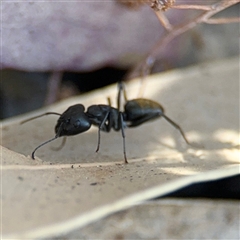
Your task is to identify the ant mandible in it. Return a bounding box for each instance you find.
[21,82,191,164]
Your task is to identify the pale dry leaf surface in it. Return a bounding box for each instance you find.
[1,57,239,239]
[60,199,239,239]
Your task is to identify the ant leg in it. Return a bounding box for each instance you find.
[117,82,128,111]
[21,112,61,124]
[51,136,67,151]
[107,97,112,106]
[95,111,110,153]
[119,112,128,164]
[96,130,101,153]
[162,114,190,145]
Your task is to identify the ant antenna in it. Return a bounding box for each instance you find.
[31,136,59,159]
[31,122,64,159]
[162,114,190,145]
[21,112,61,124]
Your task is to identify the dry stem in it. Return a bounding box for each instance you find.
[44,71,62,105]
[129,0,240,85]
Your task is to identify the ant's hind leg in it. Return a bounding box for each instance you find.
[107,97,112,106]
[162,114,191,146]
[117,82,128,110]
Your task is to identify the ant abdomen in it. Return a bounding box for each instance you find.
[124,98,165,127]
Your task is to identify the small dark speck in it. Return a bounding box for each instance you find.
[90,182,97,186]
[50,163,52,165]
[77,182,80,185]
[71,165,74,168]
[115,233,124,240]
[18,176,24,181]
[151,169,154,171]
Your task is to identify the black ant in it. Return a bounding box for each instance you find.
[21,82,191,164]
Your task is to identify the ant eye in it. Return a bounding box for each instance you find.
[74,120,80,128]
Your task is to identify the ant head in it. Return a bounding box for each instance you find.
[55,104,91,137]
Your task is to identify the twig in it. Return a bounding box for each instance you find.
[150,0,239,58]
[133,0,240,81]
[44,71,62,105]
[154,11,173,31]
[171,5,213,11]
[204,17,240,24]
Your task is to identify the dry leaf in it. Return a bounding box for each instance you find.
[1,57,239,239]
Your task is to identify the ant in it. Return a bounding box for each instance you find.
[21,82,191,164]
